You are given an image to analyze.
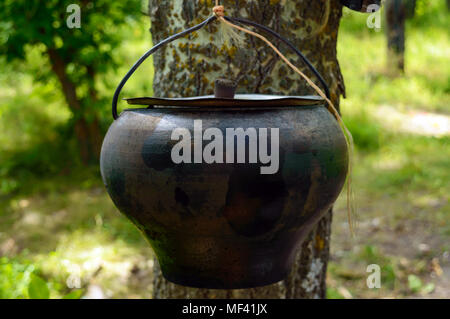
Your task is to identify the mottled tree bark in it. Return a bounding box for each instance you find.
[386,0,406,73]
[149,0,345,299]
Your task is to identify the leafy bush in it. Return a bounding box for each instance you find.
[0,257,83,299]
[0,257,34,298]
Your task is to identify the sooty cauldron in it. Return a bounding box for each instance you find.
[100,16,349,289]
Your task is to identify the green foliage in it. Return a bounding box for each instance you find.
[360,245,382,264]
[0,257,84,299]
[0,0,141,66]
[326,287,346,299]
[412,0,448,28]
[0,0,151,194]
[407,274,435,294]
[381,264,397,289]
[0,0,144,147]
[63,290,84,299]
[343,111,383,152]
[28,274,50,299]
[407,274,422,292]
[0,257,35,298]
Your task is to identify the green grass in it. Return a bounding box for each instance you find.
[328,1,449,299]
[338,2,449,116]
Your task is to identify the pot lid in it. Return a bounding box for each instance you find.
[125,94,325,108]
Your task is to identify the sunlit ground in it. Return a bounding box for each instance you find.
[374,106,449,137]
[0,4,448,298]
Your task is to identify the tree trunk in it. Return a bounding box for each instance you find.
[47,49,102,164]
[149,0,345,299]
[404,0,416,19]
[385,0,406,73]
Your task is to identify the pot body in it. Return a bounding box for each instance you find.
[100,105,348,289]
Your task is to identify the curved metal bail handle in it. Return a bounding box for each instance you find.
[225,16,331,100]
[112,15,331,120]
[112,16,217,119]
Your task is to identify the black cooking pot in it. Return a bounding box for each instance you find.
[100,16,349,289]
[340,0,381,12]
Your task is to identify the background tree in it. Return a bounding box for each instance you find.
[0,0,141,163]
[405,0,417,18]
[148,0,346,299]
[385,0,408,73]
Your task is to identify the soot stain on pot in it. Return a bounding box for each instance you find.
[174,187,193,217]
[222,149,288,237]
[175,187,190,206]
[141,133,176,171]
[104,167,137,219]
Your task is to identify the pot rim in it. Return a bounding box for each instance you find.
[124,94,325,109]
